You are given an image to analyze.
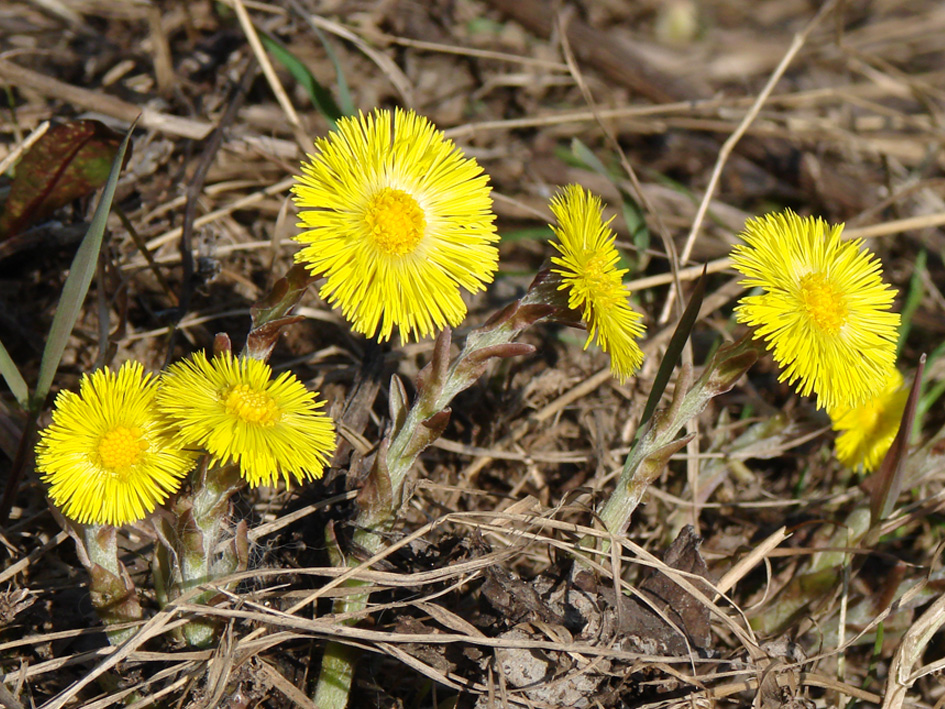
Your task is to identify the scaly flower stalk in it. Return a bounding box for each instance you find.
[167,461,247,647]
[358,314,541,548]
[595,335,760,546]
[82,524,144,645]
[51,511,144,646]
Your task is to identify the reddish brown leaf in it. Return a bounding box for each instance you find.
[0,119,127,238]
[243,315,304,361]
[250,263,317,326]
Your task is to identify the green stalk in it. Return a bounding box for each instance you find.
[173,462,247,647]
[594,335,761,549]
[82,525,144,645]
[314,301,547,709]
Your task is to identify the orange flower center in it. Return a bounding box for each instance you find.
[97,426,148,471]
[363,187,426,256]
[225,384,279,427]
[799,272,848,335]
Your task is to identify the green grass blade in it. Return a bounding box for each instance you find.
[915,337,945,431]
[0,337,29,408]
[31,121,135,411]
[569,138,608,175]
[287,0,354,118]
[259,31,343,126]
[310,23,354,117]
[638,266,707,430]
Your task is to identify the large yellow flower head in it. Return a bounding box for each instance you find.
[156,352,335,487]
[548,184,646,383]
[828,368,908,473]
[35,361,196,526]
[292,107,499,343]
[732,210,899,410]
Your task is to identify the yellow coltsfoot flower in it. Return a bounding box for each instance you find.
[36,361,196,526]
[731,210,900,410]
[828,368,908,472]
[292,107,499,343]
[157,352,335,487]
[548,184,646,383]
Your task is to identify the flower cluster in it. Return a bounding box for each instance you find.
[36,355,335,526]
[38,107,908,528]
[31,103,920,673]
[36,109,654,531]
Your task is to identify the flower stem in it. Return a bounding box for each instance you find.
[82,525,143,645]
[172,462,246,646]
[594,335,761,549]
[314,306,544,708]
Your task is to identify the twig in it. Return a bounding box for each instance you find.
[0,59,212,140]
[144,177,296,252]
[290,8,414,106]
[882,592,945,709]
[0,120,49,175]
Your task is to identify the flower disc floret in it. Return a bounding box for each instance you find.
[732,210,900,410]
[292,107,499,343]
[157,352,336,487]
[35,361,196,526]
[828,368,908,472]
[548,184,646,382]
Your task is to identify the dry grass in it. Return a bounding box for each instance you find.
[3,0,945,707]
